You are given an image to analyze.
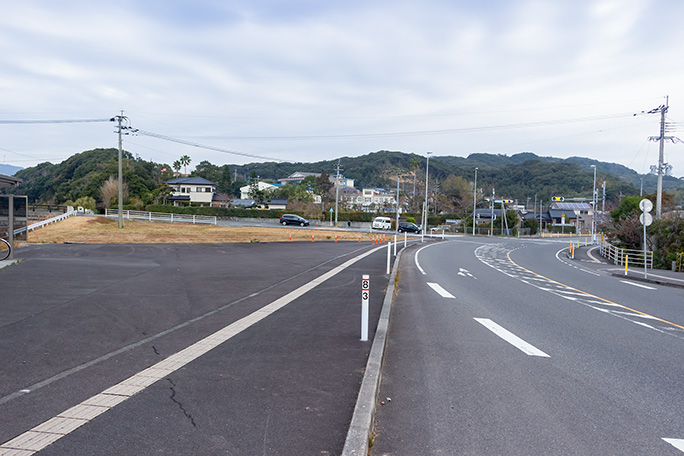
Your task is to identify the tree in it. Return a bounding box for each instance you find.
[179,155,191,175]
[100,175,128,209]
[172,160,181,174]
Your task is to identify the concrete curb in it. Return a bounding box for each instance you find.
[341,246,404,455]
[610,272,684,290]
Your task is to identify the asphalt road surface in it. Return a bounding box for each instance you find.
[373,236,684,456]
[0,241,391,455]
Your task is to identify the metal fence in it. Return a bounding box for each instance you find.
[599,238,653,268]
[104,209,217,225]
[13,210,77,236]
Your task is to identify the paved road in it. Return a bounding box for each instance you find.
[373,237,684,455]
[0,241,391,455]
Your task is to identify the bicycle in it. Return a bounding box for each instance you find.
[0,238,11,261]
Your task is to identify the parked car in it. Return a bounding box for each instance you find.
[372,216,392,230]
[398,221,421,233]
[280,214,309,226]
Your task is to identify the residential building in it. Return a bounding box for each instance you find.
[165,177,217,206]
[239,182,282,200]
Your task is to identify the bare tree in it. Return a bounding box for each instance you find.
[100,176,128,209]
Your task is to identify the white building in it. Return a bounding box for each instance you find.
[239,182,283,200]
[165,177,217,206]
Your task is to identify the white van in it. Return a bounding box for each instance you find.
[372,216,392,230]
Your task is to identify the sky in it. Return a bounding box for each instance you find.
[1,0,684,177]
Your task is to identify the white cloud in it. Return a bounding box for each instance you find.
[0,0,682,179]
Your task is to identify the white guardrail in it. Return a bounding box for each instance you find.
[14,210,78,236]
[104,209,217,225]
[599,238,653,268]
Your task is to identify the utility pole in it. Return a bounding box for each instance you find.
[490,188,495,236]
[111,111,130,229]
[334,159,342,226]
[472,167,478,236]
[602,181,606,213]
[655,97,668,220]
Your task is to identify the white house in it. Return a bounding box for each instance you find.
[239,182,283,200]
[165,177,217,206]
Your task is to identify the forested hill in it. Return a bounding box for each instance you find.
[4,148,683,206]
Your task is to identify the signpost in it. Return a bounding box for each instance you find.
[639,199,653,279]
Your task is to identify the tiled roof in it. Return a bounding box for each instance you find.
[165,177,217,185]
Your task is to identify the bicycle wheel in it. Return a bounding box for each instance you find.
[0,238,10,261]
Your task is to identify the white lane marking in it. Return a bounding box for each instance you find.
[620,280,656,290]
[0,245,384,455]
[555,247,600,276]
[427,282,455,299]
[458,268,476,279]
[414,244,429,275]
[414,242,442,275]
[586,246,603,263]
[474,318,550,358]
[663,438,684,452]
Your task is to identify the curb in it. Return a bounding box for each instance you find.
[610,272,684,290]
[341,246,404,455]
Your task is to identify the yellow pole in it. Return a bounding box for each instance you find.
[625,255,629,276]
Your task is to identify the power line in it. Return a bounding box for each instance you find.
[198,112,640,141]
[0,118,110,124]
[129,128,284,162]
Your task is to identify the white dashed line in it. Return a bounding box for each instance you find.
[427,282,455,298]
[663,438,684,452]
[474,318,550,357]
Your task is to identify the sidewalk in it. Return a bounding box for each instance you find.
[571,245,684,289]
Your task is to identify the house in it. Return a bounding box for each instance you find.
[0,173,21,188]
[239,182,282,200]
[278,172,321,185]
[343,188,396,212]
[549,202,593,232]
[165,177,217,206]
[523,211,552,231]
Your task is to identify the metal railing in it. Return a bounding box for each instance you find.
[599,238,653,268]
[13,210,77,236]
[104,209,217,225]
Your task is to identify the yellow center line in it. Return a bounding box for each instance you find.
[506,251,684,332]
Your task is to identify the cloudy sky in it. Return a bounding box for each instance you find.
[1,0,683,177]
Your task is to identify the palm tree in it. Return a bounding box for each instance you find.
[180,155,191,175]
[172,160,181,174]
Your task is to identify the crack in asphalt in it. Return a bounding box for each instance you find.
[167,378,197,428]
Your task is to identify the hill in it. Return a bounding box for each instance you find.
[0,164,23,176]
[4,149,683,208]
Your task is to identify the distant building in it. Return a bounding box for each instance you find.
[278,172,321,185]
[239,182,283,200]
[165,177,217,206]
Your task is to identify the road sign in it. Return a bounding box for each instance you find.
[329,208,334,212]
[639,199,653,213]
[640,212,653,226]
[552,196,564,202]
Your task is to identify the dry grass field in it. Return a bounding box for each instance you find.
[25,216,376,244]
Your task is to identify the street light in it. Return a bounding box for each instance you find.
[472,167,478,236]
[422,152,432,242]
[591,165,597,243]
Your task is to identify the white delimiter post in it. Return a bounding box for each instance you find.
[361,275,370,341]
[386,241,391,274]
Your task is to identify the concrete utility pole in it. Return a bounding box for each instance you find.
[591,165,597,243]
[111,111,130,229]
[655,97,668,220]
[422,152,432,240]
[473,168,478,236]
[334,159,342,226]
[490,188,495,236]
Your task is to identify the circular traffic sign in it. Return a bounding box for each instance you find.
[640,212,653,226]
[639,199,653,213]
